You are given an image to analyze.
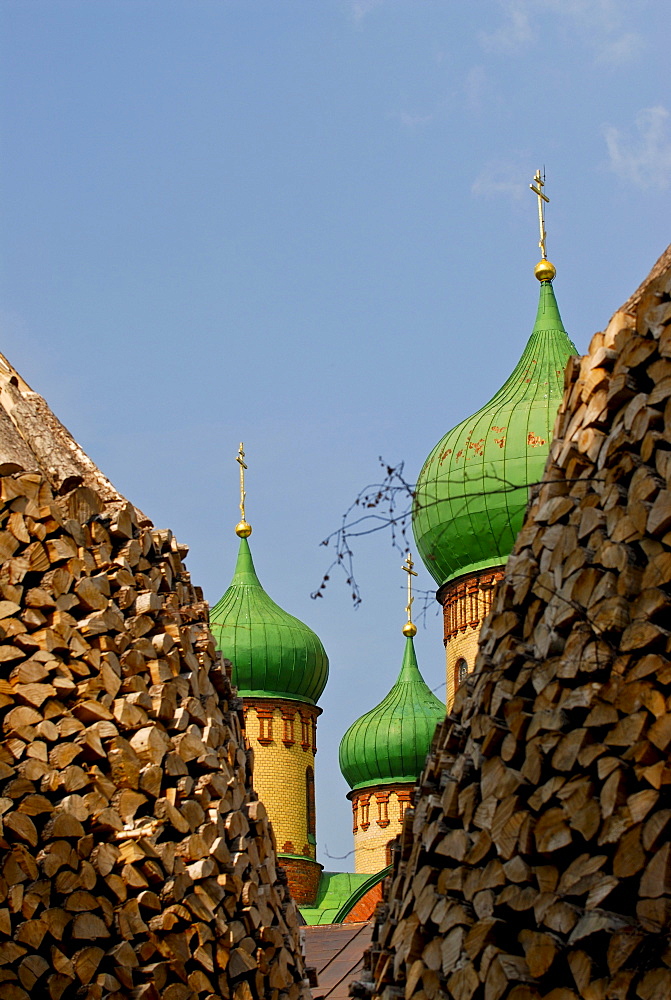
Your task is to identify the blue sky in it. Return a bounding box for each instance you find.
[2,0,669,868]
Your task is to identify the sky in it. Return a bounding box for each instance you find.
[1,0,670,869]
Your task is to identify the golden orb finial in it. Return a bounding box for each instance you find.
[235,443,252,535]
[401,552,418,637]
[534,259,556,282]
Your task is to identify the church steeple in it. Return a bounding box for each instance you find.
[210,446,328,705]
[210,531,328,704]
[338,632,444,791]
[412,170,576,591]
[209,445,328,905]
[412,264,576,590]
[338,557,444,874]
[412,171,577,706]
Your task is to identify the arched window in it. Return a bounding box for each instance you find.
[455,658,468,689]
[306,766,316,838]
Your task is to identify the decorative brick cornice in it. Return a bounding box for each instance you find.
[374,791,391,828]
[439,567,505,643]
[299,713,311,751]
[281,706,296,747]
[350,784,415,829]
[241,697,321,752]
[255,705,275,745]
[358,793,371,831]
[395,788,413,823]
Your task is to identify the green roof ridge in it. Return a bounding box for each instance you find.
[332,864,392,923]
[339,636,444,791]
[210,536,329,705]
[299,870,387,925]
[412,278,577,589]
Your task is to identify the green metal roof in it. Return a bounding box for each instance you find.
[339,636,444,791]
[210,537,329,705]
[412,280,577,589]
[299,869,390,925]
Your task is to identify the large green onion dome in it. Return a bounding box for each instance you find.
[210,536,329,705]
[412,277,577,589]
[339,636,444,791]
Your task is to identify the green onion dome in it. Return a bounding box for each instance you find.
[339,636,444,791]
[210,536,329,705]
[412,279,577,589]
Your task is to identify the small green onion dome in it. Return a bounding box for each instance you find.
[210,537,329,705]
[413,279,577,589]
[339,636,444,791]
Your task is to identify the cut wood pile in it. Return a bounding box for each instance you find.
[358,246,671,1000]
[0,359,309,998]
[0,351,148,524]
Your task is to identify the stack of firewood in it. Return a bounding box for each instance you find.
[358,247,671,1000]
[0,473,309,999]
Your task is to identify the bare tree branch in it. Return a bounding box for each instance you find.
[312,455,606,619]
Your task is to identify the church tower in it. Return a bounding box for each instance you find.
[210,446,329,905]
[338,556,444,874]
[413,172,577,707]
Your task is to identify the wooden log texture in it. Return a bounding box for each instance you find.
[0,473,309,1000]
[0,352,150,524]
[357,247,671,1000]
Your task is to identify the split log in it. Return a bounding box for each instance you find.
[360,249,671,1000]
[0,471,310,999]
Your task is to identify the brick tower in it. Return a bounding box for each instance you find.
[210,447,328,905]
[338,557,444,874]
[413,174,577,707]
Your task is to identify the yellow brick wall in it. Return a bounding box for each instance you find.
[350,785,413,874]
[243,698,320,861]
[441,568,505,710]
[446,625,481,710]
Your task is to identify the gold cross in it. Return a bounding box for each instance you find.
[402,552,418,625]
[236,443,248,523]
[529,168,550,260]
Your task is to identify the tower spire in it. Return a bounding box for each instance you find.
[235,442,252,537]
[530,168,556,282]
[402,552,418,637]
